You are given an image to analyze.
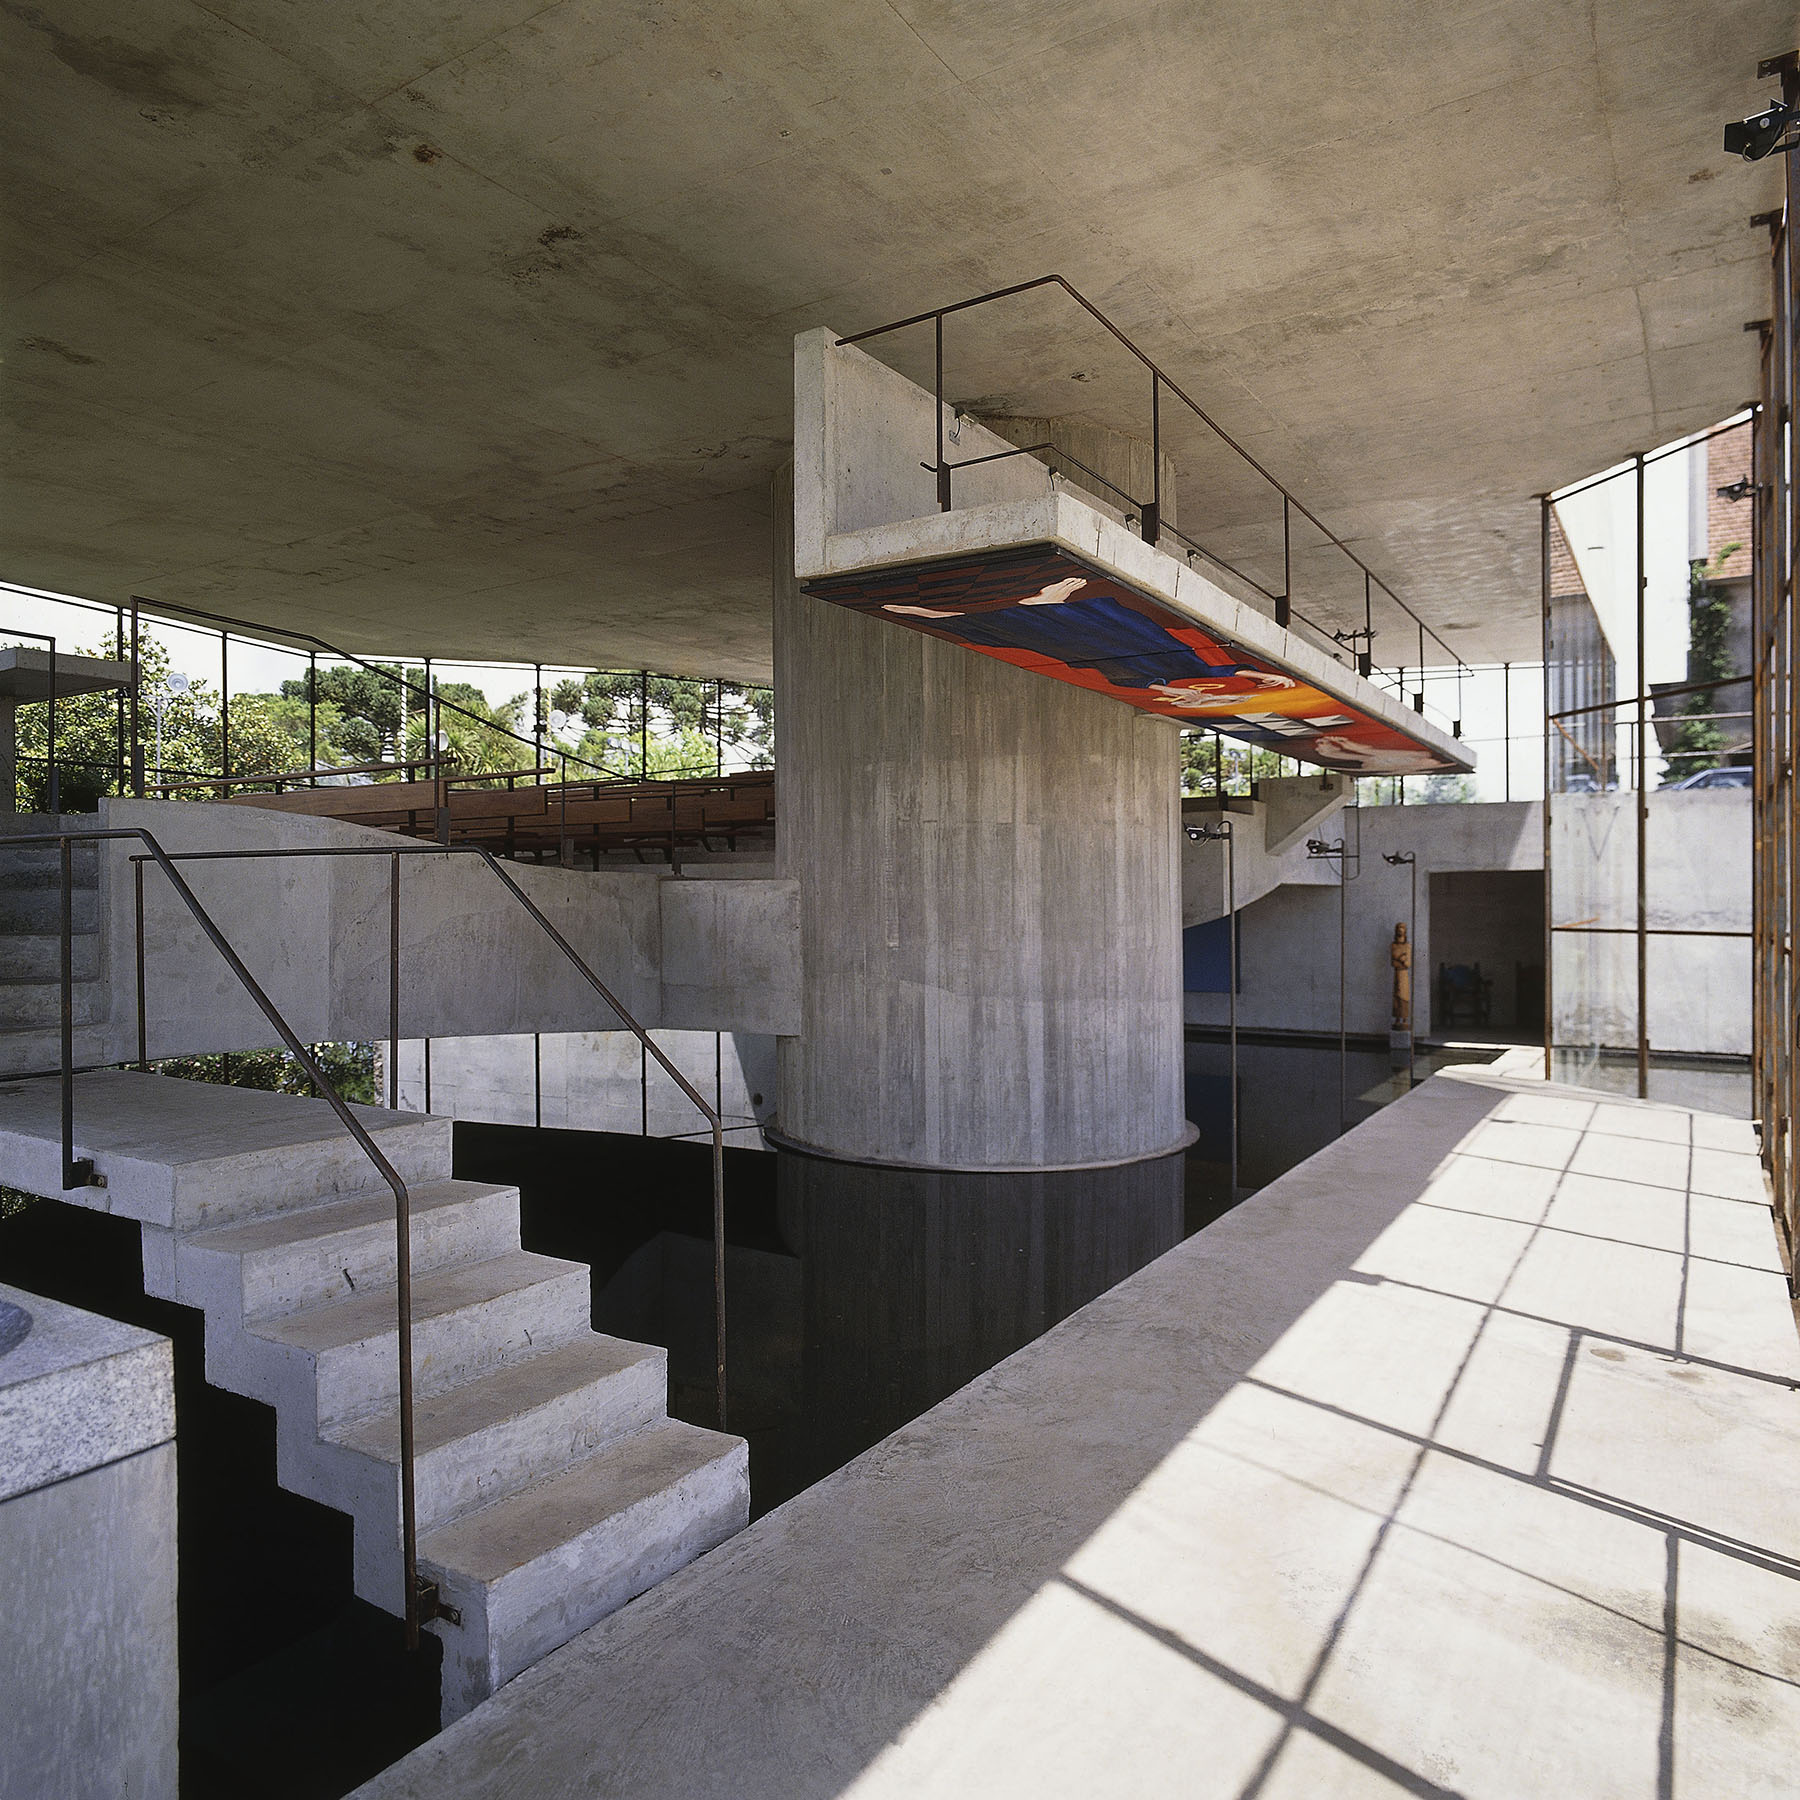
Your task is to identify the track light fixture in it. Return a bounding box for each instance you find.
[1725,99,1800,160]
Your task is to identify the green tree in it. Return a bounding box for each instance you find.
[1668,545,1742,778]
[153,1041,378,1104]
[398,681,532,778]
[1179,731,1298,797]
[550,671,773,778]
[10,630,316,807]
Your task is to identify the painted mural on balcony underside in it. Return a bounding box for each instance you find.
[805,545,1462,775]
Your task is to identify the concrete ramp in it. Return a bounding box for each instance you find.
[1181,774,1349,927]
[352,1059,1797,1799]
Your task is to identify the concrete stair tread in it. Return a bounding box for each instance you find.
[0,1070,453,1223]
[250,1248,588,1359]
[0,1070,439,1167]
[325,1333,664,1465]
[181,1179,512,1258]
[419,1417,742,1584]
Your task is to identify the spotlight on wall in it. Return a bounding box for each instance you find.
[1716,477,1758,502]
[1725,99,1798,160]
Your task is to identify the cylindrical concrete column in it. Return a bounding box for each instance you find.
[773,468,1188,1171]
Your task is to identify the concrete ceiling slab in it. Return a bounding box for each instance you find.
[1,0,1789,676]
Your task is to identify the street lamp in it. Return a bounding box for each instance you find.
[152,671,189,788]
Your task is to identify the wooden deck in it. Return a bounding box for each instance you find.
[223,770,775,861]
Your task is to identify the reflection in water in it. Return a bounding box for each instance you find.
[1550,1047,1752,1118]
[461,1041,1520,1515]
[1183,1035,1499,1211]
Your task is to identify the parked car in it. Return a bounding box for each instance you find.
[1668,765,1751,790]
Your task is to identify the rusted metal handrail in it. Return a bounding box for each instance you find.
[10,827,433,1649]
[128,841,733,1433]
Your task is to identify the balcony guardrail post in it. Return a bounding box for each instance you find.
[134,857,148,1072]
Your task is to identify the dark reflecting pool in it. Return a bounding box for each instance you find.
[457,1127,1186,1516]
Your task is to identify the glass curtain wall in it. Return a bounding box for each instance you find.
[1544,416,1755,1107]
[1751,101,1800,1258]
[0,586,773,810]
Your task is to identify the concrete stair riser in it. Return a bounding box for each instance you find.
[4,934,102,982]
[0,981,107,1029]
[309,1342,673,1602]
[0,847,100,886]
[250,1252,596,1432]
[334,1341,670,1529]
[0,1027,115,1078]
[0,1069,750,1727]
[169,1182,523,1320]
[426,1425,750,1719]
[0,886,99,933]
[9,1114,458,1232]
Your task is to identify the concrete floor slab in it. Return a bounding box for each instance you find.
[1688,1192,1785,1273]
[353,1060,1800,1799]
[1586,1101,1693,1144]
[1502,1229,1685,1350]
[1543,1170,1690,1254]
[1690,1113,1758,1155]
[1567,1128,1688,1191]
[1492,1091,1595,1132]
[1430,1306,1571,1476]
[1678,1259,1800,1380]
[1353,1201,1534,1305]
[1413,1151,1560,1223]
[1690,1145,1767,1204]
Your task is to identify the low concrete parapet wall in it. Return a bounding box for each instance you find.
[87,798,799,1060]
[0,1282,178,1800]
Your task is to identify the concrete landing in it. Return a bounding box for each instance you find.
[0,1070,452,1227]
[354,1058,1800,1800]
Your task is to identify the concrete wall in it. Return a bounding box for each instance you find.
[1184,801,1544,1040]
[393,1030,775,1147]
[1180,775,1350,927]
[1551,789,1750,1055]
[777,451,1186,1170]
[0,1285,178,1800]
[92,798,799,1060]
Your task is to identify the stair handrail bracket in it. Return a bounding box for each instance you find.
[7,826,436,1645]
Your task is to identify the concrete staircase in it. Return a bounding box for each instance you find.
[0,822,110,1074]
[0,1069,748,1723]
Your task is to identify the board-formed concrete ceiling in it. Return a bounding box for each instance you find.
[2,1,1789,679]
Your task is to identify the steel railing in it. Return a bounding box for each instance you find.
[14,825,731,1653]
[123,597,617,791]
[3,630,66,812]
[10,825,440,1646]
[836,273,1476,732]
[128,846,731,1442]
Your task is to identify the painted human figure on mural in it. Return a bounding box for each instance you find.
[884,578,1293,696]
[1390,923,1413,1032]
[1310,733,1444,776]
